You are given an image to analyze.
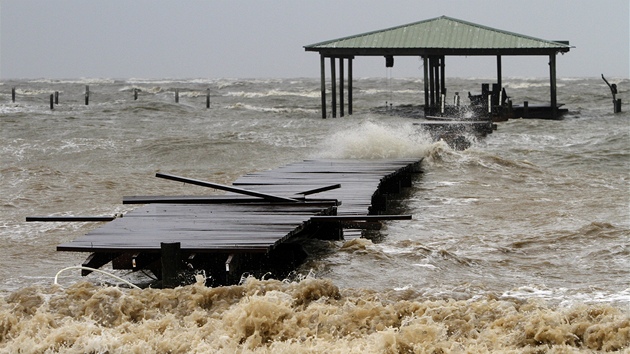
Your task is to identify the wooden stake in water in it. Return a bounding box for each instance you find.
[134,88,138,100]
[54,91,59,105]
[11,87,16,103]
[50,94,54,110]
[206,88,210,108]
[175,89,179,103]
[85,85,90,105]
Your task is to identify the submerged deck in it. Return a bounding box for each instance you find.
[49,159,421,284]
[58,159,420,253]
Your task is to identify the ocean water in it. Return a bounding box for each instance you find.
[0,76,628,352]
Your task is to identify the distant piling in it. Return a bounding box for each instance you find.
[50,94,54,110]
[134,88,138,101]
[206,88,210,108]
[54,91,59,105]
[85,86,90,105]
[11,87,16,103]
[175,89,179,103]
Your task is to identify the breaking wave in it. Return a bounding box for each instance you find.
[0,278,627,353]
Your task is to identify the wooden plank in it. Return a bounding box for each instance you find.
[27,216,117,222]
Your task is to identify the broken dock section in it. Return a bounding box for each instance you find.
[31,159,422,287]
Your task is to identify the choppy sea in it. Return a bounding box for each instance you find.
[1,76,628,352]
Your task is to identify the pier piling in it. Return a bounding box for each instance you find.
[85,86,89,105]
[206,88,210,108]
[11,87,16,103]
[50,94,54,110]
[161,242,181,288]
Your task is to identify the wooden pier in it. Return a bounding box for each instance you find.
[33,159,422,286]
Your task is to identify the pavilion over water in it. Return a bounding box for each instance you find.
[304,16,572,119]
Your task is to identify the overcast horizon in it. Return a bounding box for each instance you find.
[1,1,628,80]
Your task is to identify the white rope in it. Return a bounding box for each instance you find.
[54,266,141,290]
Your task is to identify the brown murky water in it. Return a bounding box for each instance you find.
[1,77,628,352]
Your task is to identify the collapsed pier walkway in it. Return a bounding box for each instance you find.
[31,159,422,286]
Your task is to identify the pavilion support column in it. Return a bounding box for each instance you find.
[440,55,446,96]
[429,56,435,111]
[434,56,440,111]
[423,56,429,114]
[348,57,353,115]
[496,55,502,90]
[330,57,337,118]
[339,57,345,117]
[320,54,326,119]
[549,53,557,119]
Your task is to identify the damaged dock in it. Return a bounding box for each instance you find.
[30,159,422,287]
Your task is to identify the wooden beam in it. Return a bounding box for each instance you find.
[26,216,117,222]
[311,215,412,221]
[296,184,341,196]
[155,172,300,203]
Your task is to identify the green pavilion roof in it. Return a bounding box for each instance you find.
[305,16,571,56]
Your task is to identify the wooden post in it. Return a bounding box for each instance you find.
[50,94,54,110]
[549,53,557,119]
[339,57,344,117]
[161,242,181,288]
[523,101,529,117]
[435,57,441,109]
[320,54,326,119]
[429,57,435,111]
[206,88,210,108]
[497,55,502,91]
[440,55,446,103]
[331,57,337,118]
[11,87,16,103]
[348,57,353,115]
[54,91,59,105]
[175,89,179,103]
[615,99,622,113]
[85,85,89,105]
[423,56,429,114]
[134,88,138,100]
